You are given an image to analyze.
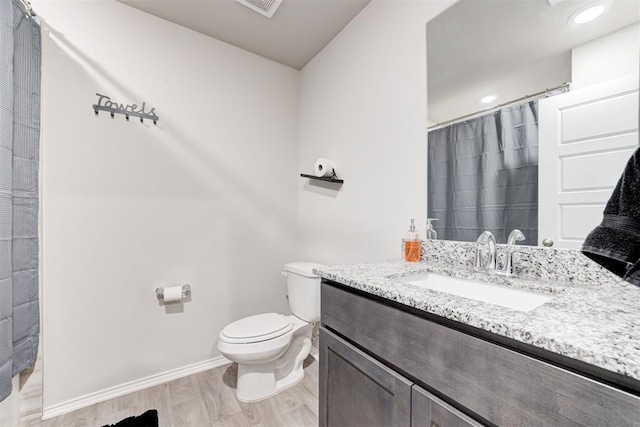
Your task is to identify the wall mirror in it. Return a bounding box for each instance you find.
[427,0,640,248]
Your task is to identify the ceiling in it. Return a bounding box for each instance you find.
[117,0,371,70]
[116,0,638,120]
[428,0,640,125]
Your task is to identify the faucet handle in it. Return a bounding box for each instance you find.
[509,248,534,259]
[497,247,532,276]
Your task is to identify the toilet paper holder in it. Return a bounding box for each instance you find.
[155,284,191,300]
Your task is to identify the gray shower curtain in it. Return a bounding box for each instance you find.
[0,0,41,402]
[428,101,538,244]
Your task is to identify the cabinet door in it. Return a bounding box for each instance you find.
[319,327,412,427]
[411,385,484,427]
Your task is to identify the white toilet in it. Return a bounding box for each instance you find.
[217,261,325,402]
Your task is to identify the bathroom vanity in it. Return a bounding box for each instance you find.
[316,251,640,426]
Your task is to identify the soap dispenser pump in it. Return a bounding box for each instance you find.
[426,218,439,240]
[404,218,421,262]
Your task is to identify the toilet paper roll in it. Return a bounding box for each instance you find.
[314,158,336,178]
[163,286,183,303]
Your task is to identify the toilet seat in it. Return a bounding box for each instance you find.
[220,313,293,344]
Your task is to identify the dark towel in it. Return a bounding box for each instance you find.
[581,147,640,286]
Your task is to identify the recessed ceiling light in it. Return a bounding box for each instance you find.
[574,5,605,23]
[480,95,496,104]
[569,1,610,24]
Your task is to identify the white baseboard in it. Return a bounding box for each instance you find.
[42,356,231,420]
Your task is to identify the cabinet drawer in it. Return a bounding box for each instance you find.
[322,281,640,426]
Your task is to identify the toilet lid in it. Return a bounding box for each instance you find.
[220,313,293,344]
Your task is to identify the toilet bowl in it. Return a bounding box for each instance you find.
[217,262,325,402]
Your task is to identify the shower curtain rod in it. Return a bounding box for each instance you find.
[428,82,570,131]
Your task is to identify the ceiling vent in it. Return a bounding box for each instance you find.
[235,0,283,19]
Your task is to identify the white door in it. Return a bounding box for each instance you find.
[538,74,639,249]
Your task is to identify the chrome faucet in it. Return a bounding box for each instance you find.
[497,229,526,276]
[474,231,497,272]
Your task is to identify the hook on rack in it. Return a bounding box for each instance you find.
[94,108,98,116]
[110,111,114,118]
[125,114,129,121]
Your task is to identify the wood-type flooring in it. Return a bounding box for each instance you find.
[31,357,318,427]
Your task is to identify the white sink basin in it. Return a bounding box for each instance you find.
[399,273,552,312]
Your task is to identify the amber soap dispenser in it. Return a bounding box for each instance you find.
[404,218,421,262]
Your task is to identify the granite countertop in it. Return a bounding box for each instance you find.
[314,258,640,382]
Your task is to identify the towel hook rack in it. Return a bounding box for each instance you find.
[92,92,160,125]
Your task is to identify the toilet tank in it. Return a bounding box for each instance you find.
[283,262,326,323]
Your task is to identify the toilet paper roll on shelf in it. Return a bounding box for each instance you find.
[314,158,338,178]
[156,284,191,302]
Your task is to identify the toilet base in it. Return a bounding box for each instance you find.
[236,362,278,402]
[235,328,312,402]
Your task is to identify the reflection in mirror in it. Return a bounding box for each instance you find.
[427,0,640,247]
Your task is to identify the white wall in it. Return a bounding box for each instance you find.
[33,0,299,412]
[572,23,640,89]
[297,0,455,265]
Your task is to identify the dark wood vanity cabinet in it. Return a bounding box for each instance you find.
[319,280,640,427]
[412,385,482,427]
[320,326,481,427]
[319,328,412,427]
